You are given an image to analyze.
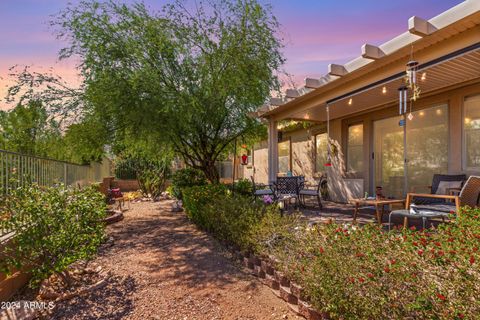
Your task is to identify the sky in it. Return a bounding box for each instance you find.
[0,0,464,110]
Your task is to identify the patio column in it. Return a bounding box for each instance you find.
[267,118,278,184]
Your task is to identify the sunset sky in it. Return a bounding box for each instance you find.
[0,0,463,110]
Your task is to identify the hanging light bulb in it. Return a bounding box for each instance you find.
[348,98,353,106]
[421,72,427,81]
[382,86,387,94]
[407,113,414,120]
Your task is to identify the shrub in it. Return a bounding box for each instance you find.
[232,178,253,196]
[0,184,106,287]
[276,208,480,320]
[171,168,207,200]
[181,184,480,319]
[115,155,171,199]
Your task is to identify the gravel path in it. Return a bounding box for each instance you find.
[51,200,300,320]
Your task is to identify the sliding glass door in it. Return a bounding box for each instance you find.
[374,104,448,198]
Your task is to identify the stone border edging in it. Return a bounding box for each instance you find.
[234,249,328,320]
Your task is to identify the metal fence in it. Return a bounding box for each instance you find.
[0,149,111,194]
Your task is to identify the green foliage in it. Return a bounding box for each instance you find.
[50,0,284,182]
[114,157,138,180]
[233,178,253,196]
[0,184,106,286]
[115,155,172,199]
[171,168,208,200]
[0,101,64,158]
[182,187,480,319]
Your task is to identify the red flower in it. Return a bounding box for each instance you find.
[319,247,324,254]
[358,277,365,283]
[410,226,416,231]
[438,250,445,257]
[470,256,475,265]
[367,273,374,278]
[384,266,390,273]
[436,293,446,301]
[434,242,441,247]
[417,249,424,256]
[355,253,365,258]
[412,241,419,246]
[389,259,397,265]
[348,277,355,283]
[450,210,456,215]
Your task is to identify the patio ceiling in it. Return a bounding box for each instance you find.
[261,0,480,123]
[291,45,480,122]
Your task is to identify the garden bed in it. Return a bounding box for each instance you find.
[182,184,480,319]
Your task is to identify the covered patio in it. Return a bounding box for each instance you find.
[249,0,480,205]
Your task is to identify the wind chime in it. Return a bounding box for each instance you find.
[398,47,421,195]
[398,48,421,119]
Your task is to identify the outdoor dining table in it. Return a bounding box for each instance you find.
[349,198,406,225]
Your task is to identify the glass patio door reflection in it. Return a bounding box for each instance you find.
[374,116,405,199]
[374,104,449,198]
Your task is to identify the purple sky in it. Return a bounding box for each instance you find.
[0,0,463,109]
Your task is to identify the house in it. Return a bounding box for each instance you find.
[240,0,480,202]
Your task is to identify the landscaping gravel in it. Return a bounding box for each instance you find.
[50,200,300,319]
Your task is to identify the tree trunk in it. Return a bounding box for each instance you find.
[203,160,220,184]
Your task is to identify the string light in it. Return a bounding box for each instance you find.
[421,72,427,81]
[382,86,387,94]
[348,98,353,106]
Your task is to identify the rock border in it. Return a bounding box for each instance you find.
[234,250,328,320]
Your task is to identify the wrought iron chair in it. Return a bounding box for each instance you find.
[274,176,302,210]
[299,178,323,209]
[250,176,274,200]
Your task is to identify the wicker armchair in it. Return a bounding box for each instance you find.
[389,176,480,230]
[411,174,466,204]
[407,176,479,211]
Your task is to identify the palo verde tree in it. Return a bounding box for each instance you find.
[52,0,285,182]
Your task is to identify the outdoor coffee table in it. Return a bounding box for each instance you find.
[349,198,405,224]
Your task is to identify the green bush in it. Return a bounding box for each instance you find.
[0,184,106,286]
[171,168,207,200]
[275,208,480,319]
[115,155,171,199]
[232,178,253,196]
[182,184,480,319]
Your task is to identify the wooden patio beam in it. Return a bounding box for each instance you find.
[361,44,385,60]
[408,16,438,37]
[328,64,348,77]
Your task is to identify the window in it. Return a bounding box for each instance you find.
[278,140,291,173]
[347,124,364,173]
[464,94,480,170]
[315,133,328,172]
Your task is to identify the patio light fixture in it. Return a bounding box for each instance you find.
[348,98,353,106]
[382,86,387,94]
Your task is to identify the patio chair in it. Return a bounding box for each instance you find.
[274,176,302,210]
[250,176,274,200]
[411,174,466,204]
[390,176,480,230]
[299,178,323,209]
